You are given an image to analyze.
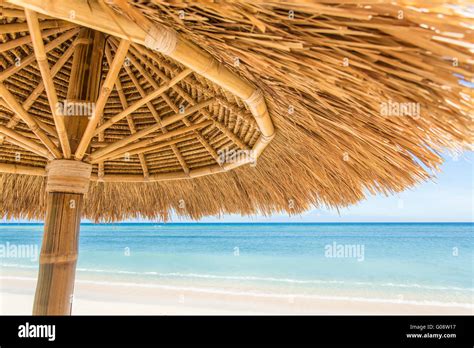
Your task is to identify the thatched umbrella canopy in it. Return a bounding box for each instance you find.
[0,0,471,314]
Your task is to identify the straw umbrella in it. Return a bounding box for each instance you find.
[0,1,471,315]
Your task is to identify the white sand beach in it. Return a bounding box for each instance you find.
[1,275,471,315]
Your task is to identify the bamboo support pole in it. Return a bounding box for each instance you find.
[74,39,130,160]
[25,9,71,158]
[33,28,105,315]
[0,114,58,146]
[65,29,106,154]
[33,160,91,315]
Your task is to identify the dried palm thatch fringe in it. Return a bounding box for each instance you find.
[0,0,473,221]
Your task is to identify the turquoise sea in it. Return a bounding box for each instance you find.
[0,223,472,307]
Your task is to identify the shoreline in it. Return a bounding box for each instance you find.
[1,275,472,315]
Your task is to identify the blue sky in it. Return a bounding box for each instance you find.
[2,151,472,224]
[195,151,473,223]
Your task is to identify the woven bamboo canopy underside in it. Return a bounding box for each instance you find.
[0,0,472,221]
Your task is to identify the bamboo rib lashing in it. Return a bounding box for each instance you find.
[144,25,177,55]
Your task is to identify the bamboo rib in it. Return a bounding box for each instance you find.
[5,0,272,178]
[0,6,53,19]
[96,134,197,162]
[0,162,228,181]
[0,98,8,109]
[89,100,214,162]
[93,68,193,135]
[112,41,221,166]
[97,111,106,179]
[0,125,51,158]
[104,44,149,178]
[15,40,76,112]
[0,19,68,34]
[25,9,71,158]
[111,0,274,139]
[5,0,147,38]
[0,38,76,145]
[0,83,62,158]
[0,27,79,82]
[110,40,181,119]
[130,44,250,152]
[97,134,105,179]
[7,0,275,156]
[91,172,189,182]
[114,50,190,174]
[3,136,43,157]
[88,162,229,182]
[0,118,57,145]
[0,25,76,53]
[74,39,130,160]
[93,121,213,163]
[0,162,45,176]
[0,112,58,146]
[97,154,105,180]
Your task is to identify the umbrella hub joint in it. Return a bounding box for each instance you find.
[45,160,92,194]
